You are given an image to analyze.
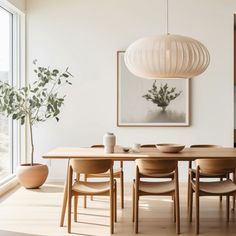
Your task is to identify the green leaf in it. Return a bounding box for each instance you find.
[16,95,21,102]
[33,88,39,93]
[62,73,69,78]
[53,69,59,74]
[66,80,72,85]
[66,70,73,77]
[20,117,25,125]
[23,87,28,93]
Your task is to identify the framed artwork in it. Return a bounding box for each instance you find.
[117,51,190,127]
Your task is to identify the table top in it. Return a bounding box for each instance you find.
[42,147,236,161]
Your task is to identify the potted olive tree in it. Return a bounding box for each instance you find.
[0,60,73,188]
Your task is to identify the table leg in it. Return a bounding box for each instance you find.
[60,159,70,227]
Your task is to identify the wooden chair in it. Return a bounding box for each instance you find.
[189,159,236,234]
[133,159,180,234]
[83,145,124,209]
[141,144,175,183]
[67,159,117,234]
[187,145,228,209]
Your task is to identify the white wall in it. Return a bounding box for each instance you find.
[26,0,236,182]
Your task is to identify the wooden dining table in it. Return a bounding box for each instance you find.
[43,146,236,227]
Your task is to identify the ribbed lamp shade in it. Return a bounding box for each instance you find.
[124,34,210,79]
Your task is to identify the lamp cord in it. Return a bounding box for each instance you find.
[167,0,169,34]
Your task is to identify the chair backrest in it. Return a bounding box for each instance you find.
[70,159,113,174]
[135,159,177,176]
[196,159,236,175]
[91,144,123,169]
[191,144,236,174]
[141,144,156,148]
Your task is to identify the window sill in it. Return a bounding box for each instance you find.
[0,176,19,197]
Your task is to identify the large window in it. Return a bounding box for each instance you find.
[0,6,20,183]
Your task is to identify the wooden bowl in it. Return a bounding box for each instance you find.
[156,144,185,153]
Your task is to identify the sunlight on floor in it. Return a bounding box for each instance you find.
[0,183,236,236]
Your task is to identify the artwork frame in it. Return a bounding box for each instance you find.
[117,51,191,127]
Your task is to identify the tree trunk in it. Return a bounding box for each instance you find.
[29,116,34,166]
[161,106,167,112]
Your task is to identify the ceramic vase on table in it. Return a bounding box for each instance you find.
[103,132,116,153]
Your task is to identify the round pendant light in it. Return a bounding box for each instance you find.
[124,34,210,79]
[124,0,210,79]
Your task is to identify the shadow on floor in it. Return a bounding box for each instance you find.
[71,233,100,236]
[78,212,109,218]
[0,230,43,236]
[27,185,63,193]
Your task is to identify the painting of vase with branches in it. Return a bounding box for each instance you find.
[117,51,190,127]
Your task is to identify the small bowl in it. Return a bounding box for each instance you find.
[122,147,131,153]
[156,144,185,153]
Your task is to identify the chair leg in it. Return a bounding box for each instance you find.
[195,192,200,234]
[84,196,87,208]
[120,171,124,209]
[173,195,176,223]
[226,195,230,222]
[172,176,174,201]
[74,195,78,222]
[132,182,135,222]
[187,173,191,210]
[68,194,72,233]
[135,192,139,233]
[84,175,87,208]
[175,190,180,234]
[68,166,73,234]
[220,177,223,202]
[110,189,114,234]
[114,182,117,222]
[91,195,93,201]
[233,195,236,211]
[189,187,193,222]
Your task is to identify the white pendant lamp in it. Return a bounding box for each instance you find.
[124,0,210,79]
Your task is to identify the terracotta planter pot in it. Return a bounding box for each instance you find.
[16,163,48,189]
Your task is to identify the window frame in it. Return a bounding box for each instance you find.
[0,2,25,185]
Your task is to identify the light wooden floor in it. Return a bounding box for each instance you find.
[0,183,236,236]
